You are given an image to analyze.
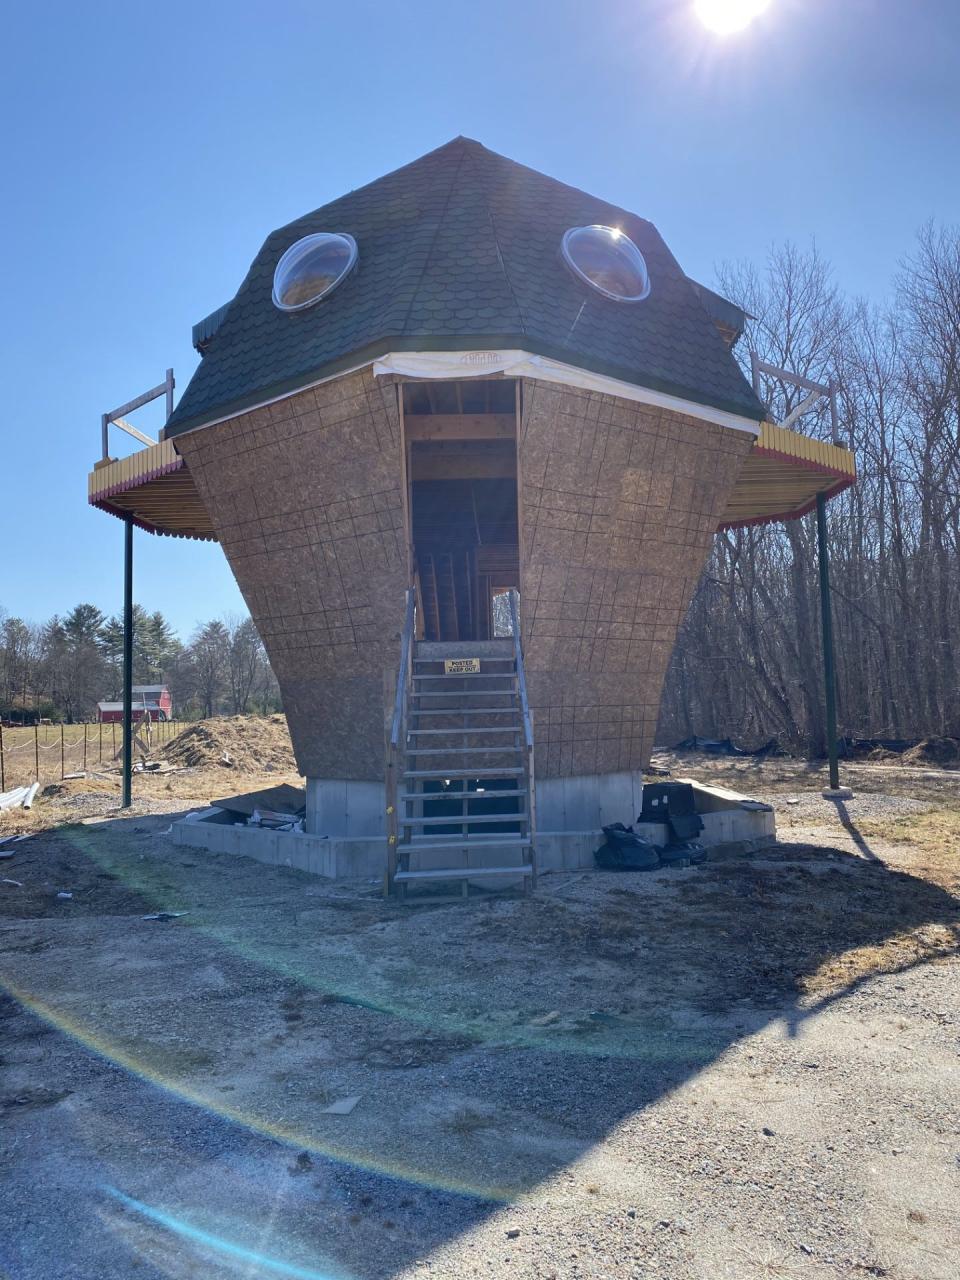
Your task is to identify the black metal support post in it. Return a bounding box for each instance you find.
[122,515,134,808]
[815,493,840,790]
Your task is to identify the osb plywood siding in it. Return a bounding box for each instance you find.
[176,368,407,780]
[518,379,753,777]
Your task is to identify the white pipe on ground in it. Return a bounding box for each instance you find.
[22,782,40,809]
[0,786,30,811]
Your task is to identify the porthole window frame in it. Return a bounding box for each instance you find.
[560,224,652,304]
[272,232,359,313]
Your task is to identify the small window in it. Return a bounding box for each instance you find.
[560,225,651,303]
[272,232,358,312]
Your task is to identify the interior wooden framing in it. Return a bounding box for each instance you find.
[399,378,522,643]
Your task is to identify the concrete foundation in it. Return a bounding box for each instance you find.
[306,779,386,838]
[303,770,645,839]
[172,777,776,882]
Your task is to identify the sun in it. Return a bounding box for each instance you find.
[694,0,772,35]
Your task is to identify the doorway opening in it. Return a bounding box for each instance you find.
[404,379,520,642]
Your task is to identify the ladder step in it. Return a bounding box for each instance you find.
[398,788,528,801]
[408,707,520,716]
[403,767,525,779]
[395,865,533,882]
[407,727,519,736]
[413,657,516,666]
[403,837,532,854]
[414,673,516,681]
[411,691,518,699]
[406,746,523,755]
[400,812,527,827]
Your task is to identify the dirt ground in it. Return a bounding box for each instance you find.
[0,741,958,1279]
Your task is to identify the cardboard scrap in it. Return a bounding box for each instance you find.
[320,1095,361,1116]
[211,783,306,821]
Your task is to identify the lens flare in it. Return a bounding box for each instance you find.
[694,0,771,35]
[104,1187,349,1280]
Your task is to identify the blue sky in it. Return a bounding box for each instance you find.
[2,0,958,637]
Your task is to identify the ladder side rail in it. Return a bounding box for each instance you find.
[391,588,416,750]
[508,589,537,888]
[386,589,416,895]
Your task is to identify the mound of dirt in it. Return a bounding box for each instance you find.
[160,715,298,774]
[900,737,960,769]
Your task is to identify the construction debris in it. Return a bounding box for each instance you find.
[211,783,306,830]
[0,835,32,852]
[901,736,960,768]
[672,735,783,758]
[142,911,189,922]
[1,782,41,811]
[594,824,660,871]
[320,1095,361,1115]
[160,715,297,774]
[593,817,708,872]
[0,786,31,812]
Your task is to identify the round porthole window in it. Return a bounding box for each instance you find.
[272,232,358,312]
[560,225,651,303]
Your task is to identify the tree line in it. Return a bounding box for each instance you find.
[659,225,960,754]
[0,604,280,723]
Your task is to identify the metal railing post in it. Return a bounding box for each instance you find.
[122,515,134,807]
[816,493,840,791]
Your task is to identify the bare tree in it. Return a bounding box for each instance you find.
[189,620,230,720]
[660,227,960,752]
[225,616,266,715]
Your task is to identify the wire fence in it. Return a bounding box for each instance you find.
[0,718,182,791]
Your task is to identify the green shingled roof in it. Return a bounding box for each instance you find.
[165,137,766,437]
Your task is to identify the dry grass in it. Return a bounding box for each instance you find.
[652,750,960,803]
[0,715,302,840]
[858,808,960,882]
[0,720,184,789]
[802,922,959,997]
[859,805,960,848]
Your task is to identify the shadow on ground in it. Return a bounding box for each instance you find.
[0,808,958,1279]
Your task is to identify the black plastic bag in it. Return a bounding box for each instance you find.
[594,822,661,871]
[658,840,707,866]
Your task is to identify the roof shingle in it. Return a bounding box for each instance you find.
[166,137,765,436]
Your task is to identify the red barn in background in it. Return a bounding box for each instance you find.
[97,684,172,723]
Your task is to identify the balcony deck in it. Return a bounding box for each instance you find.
[87,439,215,540]
[718,422,856,529]
[87,421,856,542]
